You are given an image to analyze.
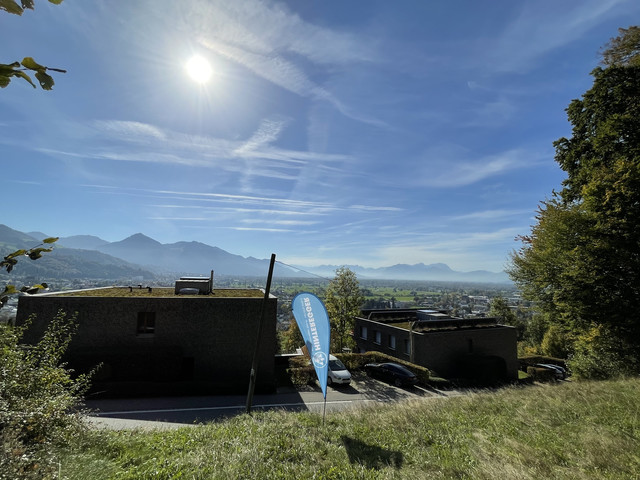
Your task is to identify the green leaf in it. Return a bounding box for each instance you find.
[1,257,18,268]
[2,285,17,295]
[43,237,59,244]
[0,0,24,15]
[48,0,63,4]
[35,70,54,90]
[21,57,46,71]
[7,250,27,259]
[0,61,21,73]
[0,75,10,88]
[13,70,37,88]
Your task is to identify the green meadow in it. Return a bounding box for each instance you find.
[57,378,640,479]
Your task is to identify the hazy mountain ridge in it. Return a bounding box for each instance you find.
[0,227,156,280]
[1,225,511,283]
[298,262,509,283]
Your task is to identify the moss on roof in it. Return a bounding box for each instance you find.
[51,287,264,298]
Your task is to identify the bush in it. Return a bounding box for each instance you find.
[0,310,94,479]
[567,325,639,380]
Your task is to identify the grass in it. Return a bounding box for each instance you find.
[54,378,640,479]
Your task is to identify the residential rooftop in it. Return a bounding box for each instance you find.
[48,286,265,298]
[359,308,500,332]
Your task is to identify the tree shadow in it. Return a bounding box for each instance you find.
[341,435,404,470]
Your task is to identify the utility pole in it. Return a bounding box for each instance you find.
[245,253,276,414]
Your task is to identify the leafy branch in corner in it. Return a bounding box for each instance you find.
[1,236,58,307]
[0,0,65,90]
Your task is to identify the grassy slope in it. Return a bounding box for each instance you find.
[61,379,640,479]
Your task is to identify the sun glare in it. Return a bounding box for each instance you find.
[186,55,212,84]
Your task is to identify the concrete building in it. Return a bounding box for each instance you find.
[354,309,518,382]
[15,282,277,396]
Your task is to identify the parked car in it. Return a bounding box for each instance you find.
[364,362,418,387]
[535,363,567,380]
[328,355,351,386]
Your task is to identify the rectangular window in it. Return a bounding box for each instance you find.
[404,339,410,355]
[360,325,368,339]
[137,312,156,335]
[389,335,396,350]
[374,330,381,344]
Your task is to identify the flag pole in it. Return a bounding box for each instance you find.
[246,253,276,414]
[323,395,327,425]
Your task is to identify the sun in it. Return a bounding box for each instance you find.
[185,55,212,84]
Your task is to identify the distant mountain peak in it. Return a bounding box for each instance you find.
[117,233,162,246]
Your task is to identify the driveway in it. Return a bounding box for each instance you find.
[85,373,461,430]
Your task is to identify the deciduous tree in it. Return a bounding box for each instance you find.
[509,27,640,377]
[324,267,364,353]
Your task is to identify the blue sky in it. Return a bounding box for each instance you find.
[2,0,638,273]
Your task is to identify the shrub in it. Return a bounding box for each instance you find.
[541,325,572,359]
[0,310,94,479]
[567,325,639,379]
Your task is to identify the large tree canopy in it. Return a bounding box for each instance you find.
[600,26,640,67]
[509,27,640,377]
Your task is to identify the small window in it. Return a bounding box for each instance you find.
[137,312,156,335]
[389,335,396,350]
[374,330,381,344]
[404,339,410,355]
[360,325,368,339]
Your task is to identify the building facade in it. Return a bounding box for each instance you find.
[16,285,277,396]
[354,309,518,382]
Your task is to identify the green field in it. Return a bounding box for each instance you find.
[57,378,640,479]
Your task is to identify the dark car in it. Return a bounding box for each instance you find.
[535,363,567,380]
[364,362,418,387]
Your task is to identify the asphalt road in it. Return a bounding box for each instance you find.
[85,373,460,430]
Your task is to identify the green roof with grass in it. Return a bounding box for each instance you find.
[49,286,264,298]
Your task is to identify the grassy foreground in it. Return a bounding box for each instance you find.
[58,379,639,479]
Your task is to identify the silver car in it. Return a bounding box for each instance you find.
[327,355,351,386]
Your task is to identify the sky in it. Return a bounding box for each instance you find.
[2,0,638,273]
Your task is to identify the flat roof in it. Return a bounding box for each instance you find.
[47,286,265,298]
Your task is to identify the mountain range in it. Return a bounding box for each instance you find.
[0,225,510,283]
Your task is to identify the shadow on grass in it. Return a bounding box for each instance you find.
[341,435,403,470]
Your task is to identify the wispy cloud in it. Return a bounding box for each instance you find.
[85,184,402,217]
[186,0,385,126]
[450,209,533,222]
[233,118,287,156]
[403,148,544,188]
[36,118,355,187]
[486,0,629,73]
